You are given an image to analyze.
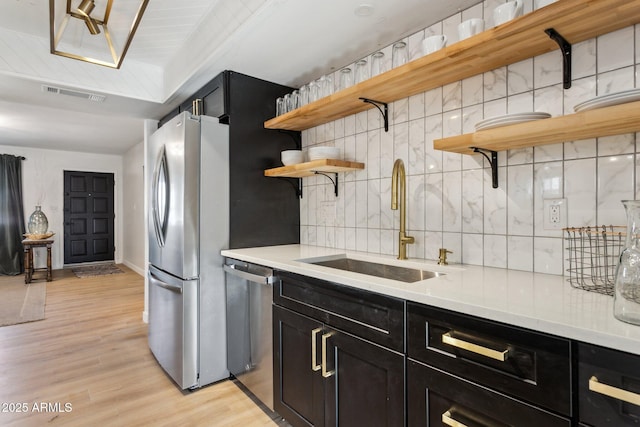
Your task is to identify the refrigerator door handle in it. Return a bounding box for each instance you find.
[151,146,170,247]
[149,270,183,294]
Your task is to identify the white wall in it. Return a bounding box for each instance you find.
[122,141,145,275]
[299,0,639,276]
[0,144,124,270]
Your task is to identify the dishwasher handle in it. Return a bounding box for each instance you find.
[224,264,275,285]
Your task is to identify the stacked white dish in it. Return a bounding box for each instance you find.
[281,150,304,165]
[573,88,640,113]
[308,146,340,161]
[475,112,551,131]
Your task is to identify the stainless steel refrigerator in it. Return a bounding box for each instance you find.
[147,71,300,390]
[147,111,230,389]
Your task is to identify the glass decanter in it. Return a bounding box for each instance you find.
[28,205,49,235]
[613,200,640,325]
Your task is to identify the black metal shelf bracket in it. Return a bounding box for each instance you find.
[545,28,572,89]
[277,177,303,198]
[314,172,339,196]
[472,147,499,189]
[277,129,302,150]
[360,98,389,132]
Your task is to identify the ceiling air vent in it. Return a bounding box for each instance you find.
[41,85,106,103]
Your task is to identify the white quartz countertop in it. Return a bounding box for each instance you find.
[221,244,640,356]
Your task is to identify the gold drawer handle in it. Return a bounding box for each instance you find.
[442,411,468,427]
[311,328,322,372]
[321,332,335,378]
[442,332,509,362]
[589,376,640,406]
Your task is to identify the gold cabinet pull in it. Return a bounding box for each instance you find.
[589,376,640,406]
[442,332,509,362]
[311,328,322,372]
[321,332,335,378]
[442,411,468,427]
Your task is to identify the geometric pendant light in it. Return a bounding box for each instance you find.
[49,0,149,69]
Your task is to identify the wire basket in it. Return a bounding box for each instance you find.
[564,225,626,296]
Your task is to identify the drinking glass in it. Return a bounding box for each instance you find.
[282,93,291,113]
[353,59,369,84]
[320,75,333,98]
[392,41,408,68]
[288,90,300,111]
[370,51,385,76]
[308,80,320,103]
[299,84,309,106]
[338,67,353,91]
[324,76,336,96]
[275,97,285,116]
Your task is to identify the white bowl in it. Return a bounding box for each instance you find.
[281,150,304,165]
[308,146,340,161]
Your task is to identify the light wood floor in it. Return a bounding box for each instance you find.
[0,266,283,427]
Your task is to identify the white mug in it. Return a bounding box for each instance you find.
[422,35,447,55]
[493,0,523,26]
[535,0,557,9]
[458,18,484,40]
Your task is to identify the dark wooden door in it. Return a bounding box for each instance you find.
[63,171,115,264]
[273,305,325,427]
[324,330,405,427]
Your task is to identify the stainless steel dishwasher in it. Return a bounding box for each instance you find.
[224,258,276,410]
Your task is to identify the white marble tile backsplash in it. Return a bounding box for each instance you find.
[298,2,639,276]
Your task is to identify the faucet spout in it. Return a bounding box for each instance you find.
[391,159,414,260]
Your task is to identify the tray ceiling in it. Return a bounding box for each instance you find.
[0,0,479,154]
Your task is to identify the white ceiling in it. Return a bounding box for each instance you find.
[0,0,480,155]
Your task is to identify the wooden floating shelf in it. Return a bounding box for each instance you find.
[264,159,365,178]
[434,100,640,155]
[264,0,640,132]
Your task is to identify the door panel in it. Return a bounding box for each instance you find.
[64,171,115,264]
[273,305,324,427]
[325,331,405,427]
[148,265,198,389]
[146,113,200,279]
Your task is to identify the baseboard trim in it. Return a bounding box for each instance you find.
[123,260,145,277]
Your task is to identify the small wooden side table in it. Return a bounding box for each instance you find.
[22,238,54,284]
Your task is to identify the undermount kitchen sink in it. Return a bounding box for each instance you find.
[301,255,445,283]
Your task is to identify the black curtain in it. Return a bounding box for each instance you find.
[0,154,25,275]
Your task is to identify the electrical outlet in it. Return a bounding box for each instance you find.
[550,204,560,224]
[543,198,566,230]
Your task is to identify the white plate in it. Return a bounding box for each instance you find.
[477,113,550,126]
[573,88,640,112]
[475,112,551,131]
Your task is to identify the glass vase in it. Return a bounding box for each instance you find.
[28,205,49,235]
[613,200,640,325]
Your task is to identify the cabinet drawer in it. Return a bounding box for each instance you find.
[407,359,571,427]
[407,303,571,416]
[275,271,404,352]
[578,342,640,426]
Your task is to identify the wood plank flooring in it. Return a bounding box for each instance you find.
[0,266,283,427]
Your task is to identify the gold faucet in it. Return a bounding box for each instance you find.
[391,159,414,260]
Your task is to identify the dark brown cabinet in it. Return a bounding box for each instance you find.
[406,302,573,426]
[407,359,571,426]
[274,305,324,427]
[578,342,640,426]
[273,272,405,427]
[268,268,640,427]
